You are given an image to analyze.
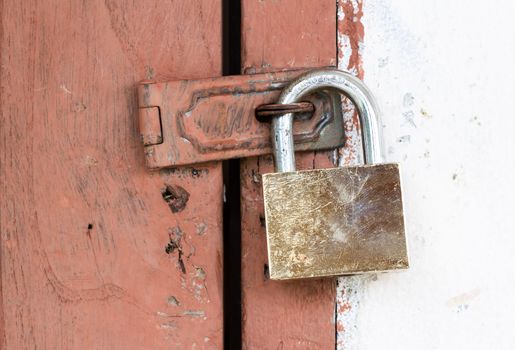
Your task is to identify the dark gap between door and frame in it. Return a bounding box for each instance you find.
[222,0,242,349]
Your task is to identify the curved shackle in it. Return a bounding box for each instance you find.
[272,69,384,172]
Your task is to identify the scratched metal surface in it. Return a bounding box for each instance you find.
[263,163,408,280]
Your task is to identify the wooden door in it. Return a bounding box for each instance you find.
[239,1,365,349]
[0,1,363,348]
[0,1,224,349]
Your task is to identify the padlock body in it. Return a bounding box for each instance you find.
[262,163,408,280]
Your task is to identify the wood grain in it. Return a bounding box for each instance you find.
[240,0,338,348]
[0,1,223,348]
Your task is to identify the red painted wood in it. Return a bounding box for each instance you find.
[240,1,338,348]
[0,1,223,348]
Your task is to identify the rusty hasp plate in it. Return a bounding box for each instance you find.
[137,69,344,168]
[262,163,409,280]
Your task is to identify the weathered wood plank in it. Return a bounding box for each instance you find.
[240,1,337,348]
[0,1,223,348]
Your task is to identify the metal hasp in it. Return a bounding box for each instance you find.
[263,69,409,280]
[137,68,345,169]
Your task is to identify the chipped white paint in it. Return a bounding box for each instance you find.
[336,276,374,349]
[336,0,364,167]
[337,0,515,349]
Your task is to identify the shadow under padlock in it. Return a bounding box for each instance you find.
[262,69,409,280]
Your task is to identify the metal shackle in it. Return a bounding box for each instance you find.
[272,69,384,172]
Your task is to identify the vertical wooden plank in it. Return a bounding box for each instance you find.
[0,1,223,348]
[240,1,337,348]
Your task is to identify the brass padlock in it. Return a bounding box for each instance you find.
[262,69,409,280]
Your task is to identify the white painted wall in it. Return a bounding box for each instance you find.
[338,0,515,349]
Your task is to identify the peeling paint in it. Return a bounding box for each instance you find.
[191,267,208,301]
[161,184,190,213]
[160,322,177,330]
[338,0,364,77]
[183,310,205,318]
[165,226,186,274]
[336,1,368,349]
[336,276,374,349]
[167,296,180,306]
[195,222,207,236]
[338,0,515,349]
[337,0,365,167]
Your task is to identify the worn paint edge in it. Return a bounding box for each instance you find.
[336,1,373,349]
